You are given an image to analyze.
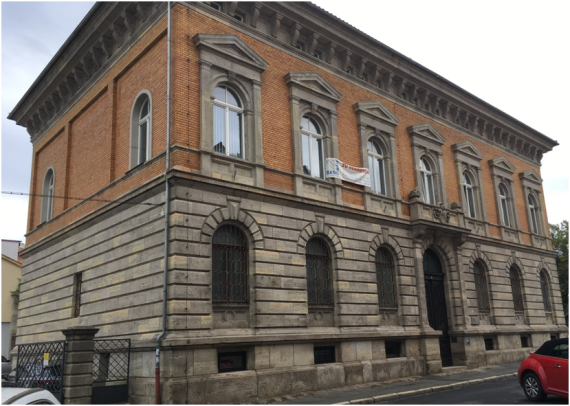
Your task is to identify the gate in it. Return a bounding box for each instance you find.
[92,339,130,404]
[15,341,65,402]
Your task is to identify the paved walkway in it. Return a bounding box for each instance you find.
[247,362,521,404]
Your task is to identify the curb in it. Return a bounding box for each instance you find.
[335,372,517,404]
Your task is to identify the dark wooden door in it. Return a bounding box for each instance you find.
[423,249,453,367]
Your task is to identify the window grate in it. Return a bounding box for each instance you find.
[520,336,529,348]
[314,346,335,364]
[509,267,524,311]
[473,262,490,311]
[375,248,397,307]
[385,341,402,358]
[218,351,247,373]
[212,225,248,304]
[484,338,494,351]
[306,237,333,307]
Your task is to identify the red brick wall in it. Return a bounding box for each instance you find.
[25,5,549,246]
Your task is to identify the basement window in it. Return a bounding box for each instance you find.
[551,334,558,341]
[385,341,402,358]
[218,351,246,373]
[484,337,494,351]
[314,346,335,364]
[520,336,530,348]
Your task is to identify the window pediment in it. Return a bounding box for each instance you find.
[489,156,516,175]
[285,72,342,105]
[452,141,484,162]
[519,169,543,185]
[407,123,446,147]
[353,101,399,128]
[193,33,268,73]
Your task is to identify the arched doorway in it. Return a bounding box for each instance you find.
[423,248,452,367]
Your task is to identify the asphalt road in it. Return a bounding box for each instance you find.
[385,377,568,404]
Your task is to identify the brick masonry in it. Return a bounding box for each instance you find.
[14,2,567,404]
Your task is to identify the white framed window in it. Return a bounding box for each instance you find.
[137,97,150,165]
[528,194,539,234]
[499,184,511,227]
[463,172,476,218]
[130,91,153,170]
[213,85,244,159]
[420,157,435,205]
[367,140,386,195]
[301,116,324,179]
[41,168,55,223]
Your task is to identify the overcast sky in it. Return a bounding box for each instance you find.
[1,1,568,244]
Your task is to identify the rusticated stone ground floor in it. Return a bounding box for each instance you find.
[16,176,567,404]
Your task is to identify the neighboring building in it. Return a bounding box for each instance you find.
[7,2,566,403]
[1,240,23,359]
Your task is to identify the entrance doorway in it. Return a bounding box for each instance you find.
[423,249,453,367]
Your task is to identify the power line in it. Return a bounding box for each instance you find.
[1,191,163,206]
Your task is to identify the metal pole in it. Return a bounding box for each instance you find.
[156,1,171,404]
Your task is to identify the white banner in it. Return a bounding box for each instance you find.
[325,158,370,187]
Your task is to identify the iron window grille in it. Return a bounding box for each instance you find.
[385,341,402,358]
[212,225,248,304]
[73,272,82,318]
[314,346,335,364]
[509,267,524,311]
[305,237,333,307]
[375,247,397,307]
[540,272,551,312]
[473,262,490,311]
[520,336,529,348]
[484,338,494,351]
[218,351,247,373]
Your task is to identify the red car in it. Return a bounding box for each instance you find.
[518,337,568,401]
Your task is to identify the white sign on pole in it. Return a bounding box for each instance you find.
[325,158,371,187]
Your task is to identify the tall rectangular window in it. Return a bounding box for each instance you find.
[73,272,82,318]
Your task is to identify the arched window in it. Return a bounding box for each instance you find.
[305,237,333,306]
[540,271,551,312]
[463,172,476,218]
[509,267,524,311]
[41,168,55,223]
[473,261,490,311]
[499,184,511,227]
[528,195,539,234]
[420,157,435,205]
[213,86,244,158]
[375,247,396,307]
[212,225,248,304]
[130,92,152,169]
[301,116,324,179]
[368,140,386,195]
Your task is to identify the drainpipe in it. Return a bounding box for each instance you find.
[156,1,171,404]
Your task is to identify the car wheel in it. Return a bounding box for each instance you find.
[523,372,547,402]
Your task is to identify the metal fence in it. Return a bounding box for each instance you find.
[92,339,130,404]
[15,341,66,402]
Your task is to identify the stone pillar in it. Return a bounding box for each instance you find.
[9,293,19,357]
[62,326,99,404]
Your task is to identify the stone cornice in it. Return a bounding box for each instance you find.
[194,1,556,165]
[8,2,167,144]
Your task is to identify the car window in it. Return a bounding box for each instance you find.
[548,343,569,359]
[2,356,8,362]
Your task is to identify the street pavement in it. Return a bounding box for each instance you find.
[386,377,568,404]
[262,362,527,404]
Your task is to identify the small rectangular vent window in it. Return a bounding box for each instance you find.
[210,2,221,11]
[484,338,494,351]
[551,334,558,341]
[313,51,322,60]
[521,336,529,348]
[218,351,246,373]
[314,346,335,364]
[385,341,402,358]
[233,13,244,22]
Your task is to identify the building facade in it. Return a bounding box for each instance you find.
[8,2,566,403]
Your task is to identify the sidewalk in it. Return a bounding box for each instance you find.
[253,362,520,404]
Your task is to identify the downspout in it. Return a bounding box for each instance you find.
[156,1,171,404]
